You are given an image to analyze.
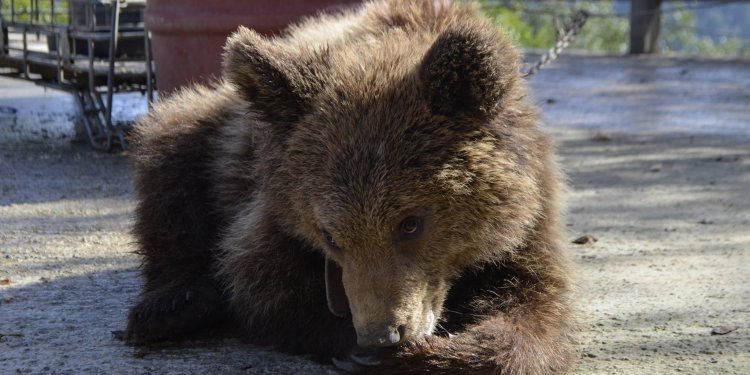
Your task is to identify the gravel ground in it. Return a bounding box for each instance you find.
[1,54,749,374]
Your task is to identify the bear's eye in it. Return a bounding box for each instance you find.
[399,216,424,238]
[322,230,340,250]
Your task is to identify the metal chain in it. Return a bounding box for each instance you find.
[522,10,589,78]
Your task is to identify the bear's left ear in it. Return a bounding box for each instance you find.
[419,24,519,119]
[223,27,324,124]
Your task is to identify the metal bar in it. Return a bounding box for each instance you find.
[630,0,662,54]
[92,89,112,150]
[86,0,92,30]
[74,90,99,149]
[87,29,106,149]
[105,0,120,147]
[1,17,6,55]
[87,38,95,100]
[59,26,69,65]
[33,0,40,40]
[70,29,146,40]
[144,29,153,104]
[22,25,28,78]
[89,0,95,31]
[55,27,61,83]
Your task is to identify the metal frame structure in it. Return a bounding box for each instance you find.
[0,0,153,150]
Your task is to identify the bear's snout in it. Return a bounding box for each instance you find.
[341,260,445,349]
[356,323,406,348]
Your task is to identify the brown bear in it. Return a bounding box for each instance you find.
[124,0,577,373]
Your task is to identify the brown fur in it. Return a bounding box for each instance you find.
[124,1,577,373]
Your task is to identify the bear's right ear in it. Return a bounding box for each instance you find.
[223,27,324,124]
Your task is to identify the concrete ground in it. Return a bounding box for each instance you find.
[1,54,749,374]
[0,68,147,147]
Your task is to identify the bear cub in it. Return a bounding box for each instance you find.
[124,1,576,373]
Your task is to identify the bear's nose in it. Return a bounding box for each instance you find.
[356,324,406,348]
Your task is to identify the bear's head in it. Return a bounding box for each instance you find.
[224,15,546,349]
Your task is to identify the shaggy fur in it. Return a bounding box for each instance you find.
[124,1,577,373]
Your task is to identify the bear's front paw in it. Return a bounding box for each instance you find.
[123,283,224,345]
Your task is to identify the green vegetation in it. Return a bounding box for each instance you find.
[479,0,749,58]
[1,0,68,25]
[480,1,628,53]
[661,3,749,58]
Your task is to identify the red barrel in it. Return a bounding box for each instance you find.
[146,0,361,94]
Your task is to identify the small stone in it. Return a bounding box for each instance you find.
[711,326,738,335]
[649,164,662,173]
[715,156,739,162]
[592,132,612,142]
[111,330,125,341]
[708,357,718,363]
[0,332,24,339]
[572,235,598,245]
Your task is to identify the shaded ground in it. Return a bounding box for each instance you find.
[559,131,749,374]
[1,54,749,374]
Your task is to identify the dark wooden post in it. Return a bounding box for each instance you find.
[630,0,662,54]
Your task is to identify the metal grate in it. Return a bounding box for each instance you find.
[0,0,153,150]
